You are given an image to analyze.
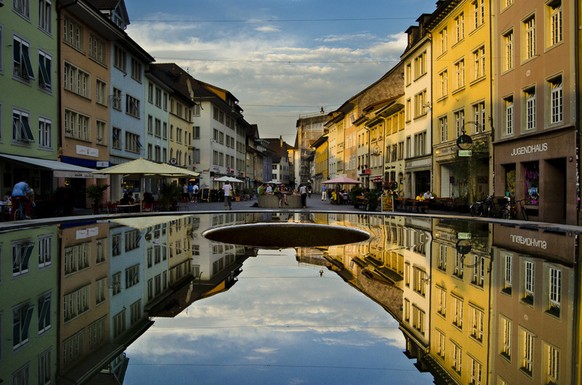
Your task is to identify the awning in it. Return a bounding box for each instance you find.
[0,154,106,179]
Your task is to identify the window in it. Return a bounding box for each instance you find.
[452,342,462,374]
[454,109,465,138]
[437,330,446,358]
[63,285,90,321]
[439,116,448,142]
[524,87,536,130]
[13,241,34,276]
[13,36,34,81]
[545,343,560,384]
[454,59,465,90]
[114,45,126,72]
[112,271,121,295]
[438,70,448,98]
[414,90,427,118]
[125,94,140,118]
[124,132,141,153]
[14,0,30,18]
[413,51,427,79]
[436,286,446,316]
[37,292,51,333]
[96,79,107,105]
[470,305,484,341]
[155,119,161,137]
[63,242,90,275]
[89,34,106,65]
[473,0,484,29]
[13,302,34,349]
[412,305,425,334]
[549,76,563,124]
[472,102,486,133]
[524,261,535,304]
[454,12,465,43]
[524,16,536,60]
[38,235,52,267]
[548,267,561,316]
[125,264,140,288]
[113,309,126,338]
[471,255,485,287]
[112,88,122,110]
[501,317,512,358]
[548,1,562,46]
[405,63,411,85]
[439,27,447,54]
[38,349,52,385]
[503,30,514,71]
[63,63,89,97]
[130,299,142,324]
[438,244,447,270]
[38,51,52,91]
[63,16,83,50]
[503,254,512,293]
[131,58,142,82]
[452,295,463,329]
[504,96,514,135]
[38,117,52,148]
[413,131,427,156]
[522,329,534,375]
[64,109,89,141]
[470,357,482,385]
[472,46,485,80]
[193,126,200,139]
[112,127,121,149]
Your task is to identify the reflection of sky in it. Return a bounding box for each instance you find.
[125,249,433,385]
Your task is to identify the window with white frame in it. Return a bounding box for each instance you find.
[524,87,536,130]
[63,63,89,97]
[503,254,512,293]
[439,116,448,142]
[524,16,536,60]
[114,45,126,72]
[125,94,140,118]
[455,12,465,43]
[89,33,106,65]
[454,109,465,138]
[438,244,447,270]
[125,264,140,288]
[413,51,427,79]
[13,109,35,143]
[64,109,89,141]
[524,260,535,303]
[63,16,83,50]
[503,30,514,71]
[96,79,107,105]
[504,96,514,135]
[37,292,51,333]
[13,35,34,81]
[549,75,563,124]
[548,267,561,316]
[501,316,512,358]
[38,349,52,385]
[437,330,446,358]
[439,70,448,98]
[96,121,105,145]
[472,46,485,80]
[470,357,483,385]
[125,132,141,153]
[38,117,52,148]
[436,285,446,316]
[414,90,427,118]
[452,342,462,374]
[405,63,411,85]
[14,0,30,18]
[471,255,485,287]
[472,102,486,133]
[452,295,463,328]
[112,88,122,110]
[38,235,52,267]
[545,343,560,384]
[130,57,142,82]
[38,51,52,91]
[439,27,447,54]
[470,305,484,341]
[472,0,484,29]
[13,302,34,349]
[112,127,121,149]
[454,59,465,90]
[522,329,534,375]
[63,285,90,321]
[113,309,126,338]
[548,1,562,47]
[414,131,427,157]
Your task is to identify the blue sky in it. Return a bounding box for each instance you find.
[125,0,437,142]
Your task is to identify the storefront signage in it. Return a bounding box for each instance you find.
[76,145,99,157]
[509,234,547,250]
[510,142,548,157]
[76,227,99,240]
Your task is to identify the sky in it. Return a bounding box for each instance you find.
[125,0,438,144]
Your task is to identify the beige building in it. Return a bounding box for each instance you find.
[492,0,578,225]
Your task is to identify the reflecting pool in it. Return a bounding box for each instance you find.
[1,212,579,384]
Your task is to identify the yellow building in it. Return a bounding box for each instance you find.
[427,0,493,204]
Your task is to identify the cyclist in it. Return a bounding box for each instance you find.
[11,180,34,220]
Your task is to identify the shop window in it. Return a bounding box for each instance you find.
[524,161,539,205]
[504,164,516,198]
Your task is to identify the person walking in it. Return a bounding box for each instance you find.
[223,181,233,210]
[299,184,308,208]
[192,183,199,202]
[321,185,327,201]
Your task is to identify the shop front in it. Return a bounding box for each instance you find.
[493,127,577,225]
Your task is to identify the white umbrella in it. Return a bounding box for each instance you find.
[322,176,361,184]
[214,176,243,183]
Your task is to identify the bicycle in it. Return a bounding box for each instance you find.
[11,197,26,221]
[510,198,528,220]
[470,195,511,218]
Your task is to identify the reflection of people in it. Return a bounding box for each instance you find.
[299,184,308,208]
[192,183,199,202]
[265,184,273,194]
[276,185,288,207]
[11,181,34,219]
[223,181,232,210]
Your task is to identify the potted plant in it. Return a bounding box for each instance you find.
[159,182,181,211]
[86,184,109,214]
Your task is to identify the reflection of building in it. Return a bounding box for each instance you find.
[426,220,491,384]
[491,225,575,385]
[0,226,58,384]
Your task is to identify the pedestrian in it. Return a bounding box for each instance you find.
[321,185,327,201]
[182,184,189,201]
[192,183,199,202]
[299,184,308,208]
[223,181,233,210]
[188,183,194,201]
[276,185,288,207]
[11,180,34,219]
[265,184,273,194]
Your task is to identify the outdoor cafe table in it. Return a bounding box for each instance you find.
[117,203,140,212]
